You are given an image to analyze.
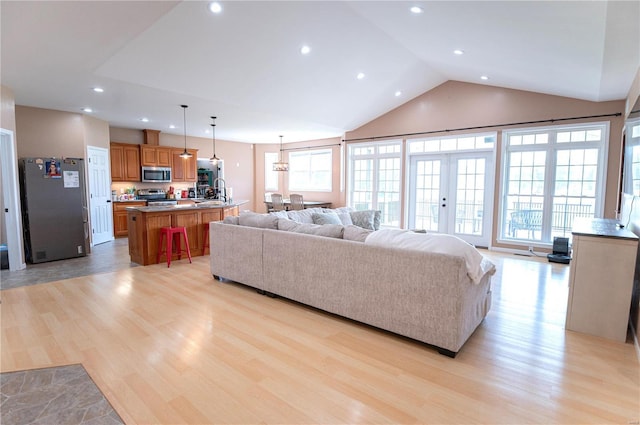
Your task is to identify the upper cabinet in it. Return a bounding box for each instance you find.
[171,149,198,182]
[111,143,141,182]
[140,145,172,167]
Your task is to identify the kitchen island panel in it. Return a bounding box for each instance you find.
[126,201,247,266]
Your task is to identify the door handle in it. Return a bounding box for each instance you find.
[106,200,112,203]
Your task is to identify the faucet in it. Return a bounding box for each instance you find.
[212,177,227,202]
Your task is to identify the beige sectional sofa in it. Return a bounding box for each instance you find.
[209,215,494,357]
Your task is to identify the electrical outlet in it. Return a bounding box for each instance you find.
[528,246,534,252]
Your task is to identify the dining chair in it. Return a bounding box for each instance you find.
[270,193,285,212]
[289,193,304,210]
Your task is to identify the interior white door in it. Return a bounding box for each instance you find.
[408,152,493,247]
[87,146,113,245]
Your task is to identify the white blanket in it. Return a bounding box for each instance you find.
[365,229,495,284]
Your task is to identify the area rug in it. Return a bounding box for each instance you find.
[0,364,123,425]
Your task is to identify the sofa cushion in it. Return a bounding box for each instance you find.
[269,210,290,219]
[238,212,279,229]
[350,210,382,230]
[343,225,373,242]
[286,208,325,223]
[278,219,344,238]
[312,212,342,225]
[223,215,239,225]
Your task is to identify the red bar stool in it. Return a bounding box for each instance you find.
[202,222,210,254]
[157,226,192,268]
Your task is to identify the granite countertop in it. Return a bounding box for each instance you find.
[126,200,248,212]
[113,199,147,203]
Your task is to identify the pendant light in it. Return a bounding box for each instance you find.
[273,135,289,171]
[209,116,220,164]
[179,104,192,159]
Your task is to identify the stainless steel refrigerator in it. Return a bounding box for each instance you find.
[19,157,88,263]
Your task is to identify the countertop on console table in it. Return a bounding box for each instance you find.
[126,200,247,266]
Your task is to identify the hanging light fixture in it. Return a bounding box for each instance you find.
[209,116,220,164]
[273,135,289,171]
[179,104,192,159]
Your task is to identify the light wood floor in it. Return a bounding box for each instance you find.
[1,250,638,424]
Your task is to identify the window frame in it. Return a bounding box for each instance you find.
[498,122,608,246]
[287,148,333,192]
[347,139,403,227]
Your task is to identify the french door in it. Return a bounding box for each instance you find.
[408,152,494,247]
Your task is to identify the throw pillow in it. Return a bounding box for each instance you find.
[286,208,324,223]
[343,225,373,242]
[350,210,382,230]
[238,212,279,229]
[312,212,341,225]
[336,212,353,226]
[278,219,344,239]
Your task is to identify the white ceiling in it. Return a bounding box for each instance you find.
[2,1,639,144]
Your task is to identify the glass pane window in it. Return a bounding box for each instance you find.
[455,158,485,236]
[289,149,332,192]
[347,140,402,226]
[407,133,495,154]
[500,123,607,244]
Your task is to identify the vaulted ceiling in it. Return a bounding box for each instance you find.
[2,1,638,143]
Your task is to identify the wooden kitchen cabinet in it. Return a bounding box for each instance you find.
[111,143,141,182]
[113,201,146,237]
[222,205,239,219]
[127,205,228,265]
[171,149,198,182]
[140,145,172,167]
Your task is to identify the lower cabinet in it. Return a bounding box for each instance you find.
[127,207,226,265]
[114,201,146,237]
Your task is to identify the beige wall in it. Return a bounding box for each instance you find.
[626,68,640,118]
[16,106,85,158]
[346,80,626,250]
[253,137,345,213]
[0,85,17,246]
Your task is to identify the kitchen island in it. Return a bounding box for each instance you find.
[126,200,247,266]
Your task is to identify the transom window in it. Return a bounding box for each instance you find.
[288,149,332,192]
[500,123,607,244]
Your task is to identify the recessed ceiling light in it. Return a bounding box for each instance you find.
[395,91,402,97]
[300,45,311,55]
[92,87,104,93]
[480,75,489,80]
[410,6,423,14]
[453,49,464,55]
[82,107,93,113]
[169,124,176,129]
[209,2,222,13]
[356,72,365,80]
[140,117,149,123]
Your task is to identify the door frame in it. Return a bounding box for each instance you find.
[0,128,26,270]
[407,150,495,247]
[87,146,114,246]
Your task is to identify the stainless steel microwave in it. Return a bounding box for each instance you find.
[141,166,171,183]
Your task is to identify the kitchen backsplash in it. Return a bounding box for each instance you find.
[111,182,197,198]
